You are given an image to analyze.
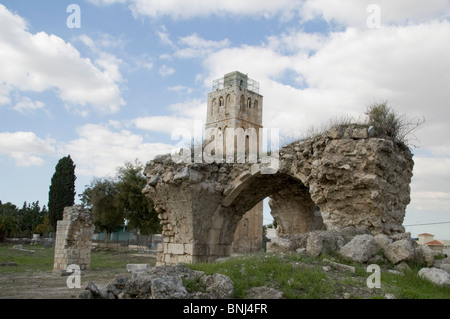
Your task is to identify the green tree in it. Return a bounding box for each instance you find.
[0,201,20,241]
[0,215,18,241]
[80,177,124,242]
[33,214,52,236]
[79,160,161,240]
[115,160,161,235]
[17,201,44,237]
[48,155,76,229]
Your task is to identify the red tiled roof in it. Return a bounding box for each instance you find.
[425,240,443,246]
[418,233,434,236]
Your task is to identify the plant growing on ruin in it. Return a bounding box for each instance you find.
[365,101,425,147]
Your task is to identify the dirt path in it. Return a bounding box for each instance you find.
[0,268,132,299]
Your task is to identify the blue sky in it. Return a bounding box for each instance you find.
[1,0,450,239]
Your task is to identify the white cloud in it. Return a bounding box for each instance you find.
[407,157,450,230]
[134,55,154,71]
[168,99,206,121]
[133,99,206,134]
[87,0,127,5]
[157,25,176,47]
[134,116,195,134]
[301,0,450,28]
[88,0,450,23]
[89,0,301,20]
[167,85,193,95]
[158,64,175,76]
[202,21,450,154]
[0,131,56,166]
[11,96,45,114]
[0,5,125,115]
[63,123,172,177]
[175,33,230,59]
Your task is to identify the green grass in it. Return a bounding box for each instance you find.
[0,243,155,273]
[382,267,450,299]
[2,244,449,299]
[0,244,54,273]
[186,252,450,299]
[187,253,343,299]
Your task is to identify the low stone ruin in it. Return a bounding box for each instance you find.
[267,226,450,286]
[267,227,435,265]
[53,205,94,272]
[79,264,235,299]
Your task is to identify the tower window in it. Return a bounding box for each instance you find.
[219,96,224,107]
[211,98,217,116]
[240,95,245,112]
[247,98,252,108]
[226,95,231,115]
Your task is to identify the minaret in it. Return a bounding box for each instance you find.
[205,71,264,253]
[206,70,263,135]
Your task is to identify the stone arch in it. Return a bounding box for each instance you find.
[143,124,414,265]
[221,168,322,239]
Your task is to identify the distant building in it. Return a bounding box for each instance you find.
[418,233,435,245]
[417,233,450,255]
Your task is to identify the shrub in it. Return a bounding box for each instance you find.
[366,101,425,147]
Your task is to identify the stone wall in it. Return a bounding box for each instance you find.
[278,125,414,235]
[232,201,263,254]
[53,206,94,271]
[143,124,414,265]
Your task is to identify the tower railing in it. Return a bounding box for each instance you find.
[212,75,260,94]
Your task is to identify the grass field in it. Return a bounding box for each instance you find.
[0,243,155,273]
[0,243,156,299]
[1,243,449,299]
[187,253,450,299]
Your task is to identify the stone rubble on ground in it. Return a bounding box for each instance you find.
[338,234,379,263]
[418,268,450,286]
[79,227,450,299]
[79,264,234,299]
[266,227,440,270]
[267,227,450,290]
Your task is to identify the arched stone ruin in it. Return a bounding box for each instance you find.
[143,124,414,266]
[53,205,94,272]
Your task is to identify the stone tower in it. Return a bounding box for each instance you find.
[206,71,263,133]
[205,71,264,253]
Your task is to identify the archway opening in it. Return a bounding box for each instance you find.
[228,172,324,254]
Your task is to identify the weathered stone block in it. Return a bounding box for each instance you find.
[167,243,184,255]
[53,206,94,272]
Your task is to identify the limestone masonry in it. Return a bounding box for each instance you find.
[205,71,264,254]
[143,124,414,265]
[53,205,94,271]
[143,71,414,265]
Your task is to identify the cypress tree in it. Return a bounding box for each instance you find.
[48,155,76,229]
